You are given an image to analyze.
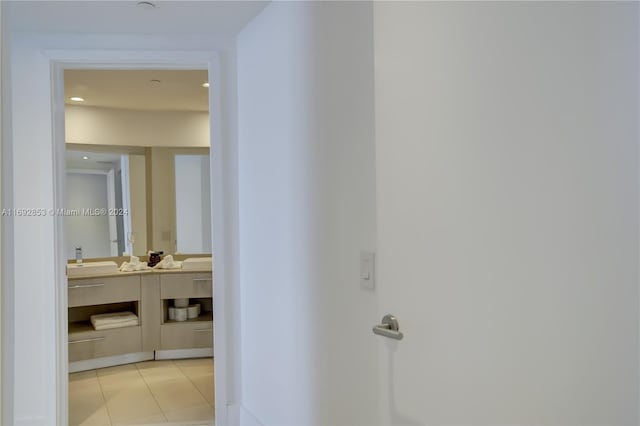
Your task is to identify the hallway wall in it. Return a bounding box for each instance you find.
[237,2,377,424]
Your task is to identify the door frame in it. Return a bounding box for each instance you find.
[49,49,227,425]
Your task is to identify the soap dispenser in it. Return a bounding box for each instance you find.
[75,246,83,264]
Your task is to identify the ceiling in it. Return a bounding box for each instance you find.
[66,150,123,171]
[65,69,210,112]
[5,1,268,35]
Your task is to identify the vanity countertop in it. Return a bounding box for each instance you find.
[67,267,212,280]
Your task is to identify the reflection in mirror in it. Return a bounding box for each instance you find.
[65,145,212,259]
[64,69,212,259]
[175,154,211,253]
[65,147,147,258]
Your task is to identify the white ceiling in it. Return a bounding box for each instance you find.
[65,69,210,111]
[5,1,268,35]
[66,149,123,171]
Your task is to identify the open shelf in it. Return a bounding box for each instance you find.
[161,297,213,324]
[68,300,140,336]
[163,311,213,325]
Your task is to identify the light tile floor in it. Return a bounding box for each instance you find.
[69,358,214,426]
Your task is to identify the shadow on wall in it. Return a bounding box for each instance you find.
[385,340,421,426]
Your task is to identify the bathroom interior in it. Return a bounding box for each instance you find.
[64,69,215,425]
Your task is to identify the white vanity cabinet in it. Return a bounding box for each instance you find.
[158,272,214,354]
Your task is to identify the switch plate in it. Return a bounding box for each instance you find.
[360,251,375,290]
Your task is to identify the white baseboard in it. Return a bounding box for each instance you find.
[69,352,155,373]
[239,404,263,426]
[154,348,213,360]
[227,403,240,425]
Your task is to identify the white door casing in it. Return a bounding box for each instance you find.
[5,38,231,426]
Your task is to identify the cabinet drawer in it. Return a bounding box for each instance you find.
[160,322,213,350]
[160,273,212,299]
[68,276,140,308]
[68,326,141,362]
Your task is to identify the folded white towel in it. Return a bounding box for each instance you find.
[119,255,151,272]
[152,254,183,270]
[91,311,139,330]
[93,319,139,331]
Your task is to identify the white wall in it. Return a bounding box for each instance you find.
[237,2,377,424]
[65,173,110,259]
[374,2,639,424]
[66,105,209,147]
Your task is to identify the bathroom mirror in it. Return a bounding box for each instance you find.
[65,145,147,259]
[65,144,211,259]
[64,68,211,260]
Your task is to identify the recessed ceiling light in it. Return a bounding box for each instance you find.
[69,97,85,102]
[136,1,156,10]
[201,82,210,88]
[82,156,89,160]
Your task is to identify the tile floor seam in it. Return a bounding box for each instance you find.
[175,361,214,410]
[93,368,114,426]
[135,361,172,423]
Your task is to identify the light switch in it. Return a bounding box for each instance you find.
[360,251,375,290]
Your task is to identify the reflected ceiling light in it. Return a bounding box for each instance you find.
[69,96,85,102]
[82,156,89,160]
[201,82,210,88]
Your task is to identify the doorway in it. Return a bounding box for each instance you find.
[49,52,227,426]
[63,69,215,425]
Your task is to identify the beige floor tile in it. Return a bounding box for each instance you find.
[70,371,102,394]
[162,403,214,423]
[173,358,213,368]
[69,404,112,426]
[71,361,215,426]
[99,375,149,395]
[188,374,214,406]
[146,377,208,412]
[104,386,164,423]
[136,360,176,371]
[69,370,109,425]
[97,364,147,393]
[70,369,98,381]
[110,412,167,426]
[137,361,185,384]
[174,359,213,380]
[96,363,138,377]
[69,380,109,426]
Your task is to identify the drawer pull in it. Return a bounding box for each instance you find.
[192,278,212,283]
[69,283,105,289]
[193,328,213,333]
[69,337,105,344]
